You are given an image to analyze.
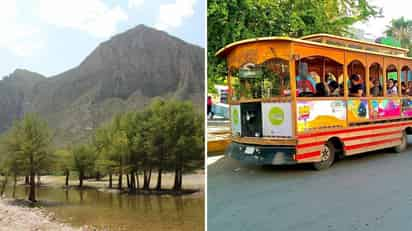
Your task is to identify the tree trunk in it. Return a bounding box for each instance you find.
[65,169,69,186]
[95,171,101,181]
[79,171,84,187]
[143,170,148,190]
[28,155,36,202]
[136,172,140,189]
[12,174,17,198]
[28,171,36,202]
[177,168,183,190]
[156,168,162,191]
[37,174,41,186]
[25,175,29,185]
[109,172,113,188]
[0,173,9,196]
[148,168,152,188]
[173,168,179,190]
[118,173,122,190]
[126,173,130,189]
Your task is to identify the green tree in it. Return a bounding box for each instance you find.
[72,144,97,187]
[207,0,381,89]
[55,149,72,187]
[385,17,412,56]
[2,114,53,202]
[165,101,204,191]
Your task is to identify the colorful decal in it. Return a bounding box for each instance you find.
[348,99,369,122]
[262,103,292,137]
[268,107,284,125]
[231,105,241,135]
[297,100,346,132]
[402,99,412,117]
[370,99,401,119]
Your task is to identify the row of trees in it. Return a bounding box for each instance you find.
[207,0,382,90]
[0,99,204,202]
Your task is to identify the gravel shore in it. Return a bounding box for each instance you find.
[0,199,79,231]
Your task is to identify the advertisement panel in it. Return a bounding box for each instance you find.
[261,102,292,137]
[231,105,241,135]
[370,99,401,119]
[297,100,346,132]
[402,99,412,117]
[348,99,369,123]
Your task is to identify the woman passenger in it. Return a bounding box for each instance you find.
[402,82,407,95]
[370,79,382,96]
[387,79,398,96]
[328,80,340,96]
[349,74,364,97]
[315,82,329,97]
[407,81,412,96]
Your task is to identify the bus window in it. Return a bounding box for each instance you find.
[386,65,398,96]
[348,60,365,97]
[401,66,410,96]
[296,56,343,97]
[261,58,290,97]
[369,63,383,97]
[230,59,290,101]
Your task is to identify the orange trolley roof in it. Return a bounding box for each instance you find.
[216,34,411,60]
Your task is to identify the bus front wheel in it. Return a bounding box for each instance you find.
[394,131,408,153]
[313,141,335,170]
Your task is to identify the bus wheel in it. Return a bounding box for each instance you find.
[394,131,408,153]
[313,142,335,170]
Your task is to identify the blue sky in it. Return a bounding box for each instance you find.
[0,0,205,78]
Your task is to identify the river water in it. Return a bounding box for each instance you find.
[6,185,204,231]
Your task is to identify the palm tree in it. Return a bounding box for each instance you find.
[385,17,412,56]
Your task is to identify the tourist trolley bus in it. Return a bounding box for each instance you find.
[216,34,412,170]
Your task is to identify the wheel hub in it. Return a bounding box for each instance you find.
[320,145,330,161]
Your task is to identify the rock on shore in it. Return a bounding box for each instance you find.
[0,199,79,231]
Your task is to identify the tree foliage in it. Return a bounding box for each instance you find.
[0,114,53,202]
[385,17,412,56]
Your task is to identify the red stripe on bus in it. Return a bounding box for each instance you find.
[297,121,412,139]
[296,130,400,149]
[341,130,400,141]
[344,138,400,151]
[297,137,400,160]
[295,151,320,160]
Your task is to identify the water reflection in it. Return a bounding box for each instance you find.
[5,185,204,231]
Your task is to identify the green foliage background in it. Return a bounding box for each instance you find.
[207,0,382,91]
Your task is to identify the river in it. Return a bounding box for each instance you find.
[5,185,204,231]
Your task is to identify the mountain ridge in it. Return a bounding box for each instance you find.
[0,25,204,145]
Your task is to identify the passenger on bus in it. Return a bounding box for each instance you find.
[349,74,364,97]
[387,79,398,96]
[370,79,382,96]
[315,82,329,97]
[328,80,340,96]
[408,81,412,96]
[402,82,407,95]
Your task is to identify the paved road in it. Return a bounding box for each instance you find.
[208,137,412,231]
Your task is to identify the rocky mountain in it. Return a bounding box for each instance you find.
[0,25,204,145]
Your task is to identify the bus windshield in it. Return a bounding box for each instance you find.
[230,58,290,101]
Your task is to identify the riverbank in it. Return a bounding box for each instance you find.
[0,199,80,231]
[19,170,205,196]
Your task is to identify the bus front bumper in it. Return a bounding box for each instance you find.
[225,142,297,165]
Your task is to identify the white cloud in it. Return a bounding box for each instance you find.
[36,0,128,38]
[0,1,45,57]
[155,0,196,31]
[128,0,144,9]
[354,0,412,39]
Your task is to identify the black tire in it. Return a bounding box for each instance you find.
[313,141,335,170]
[394,131,408,153]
